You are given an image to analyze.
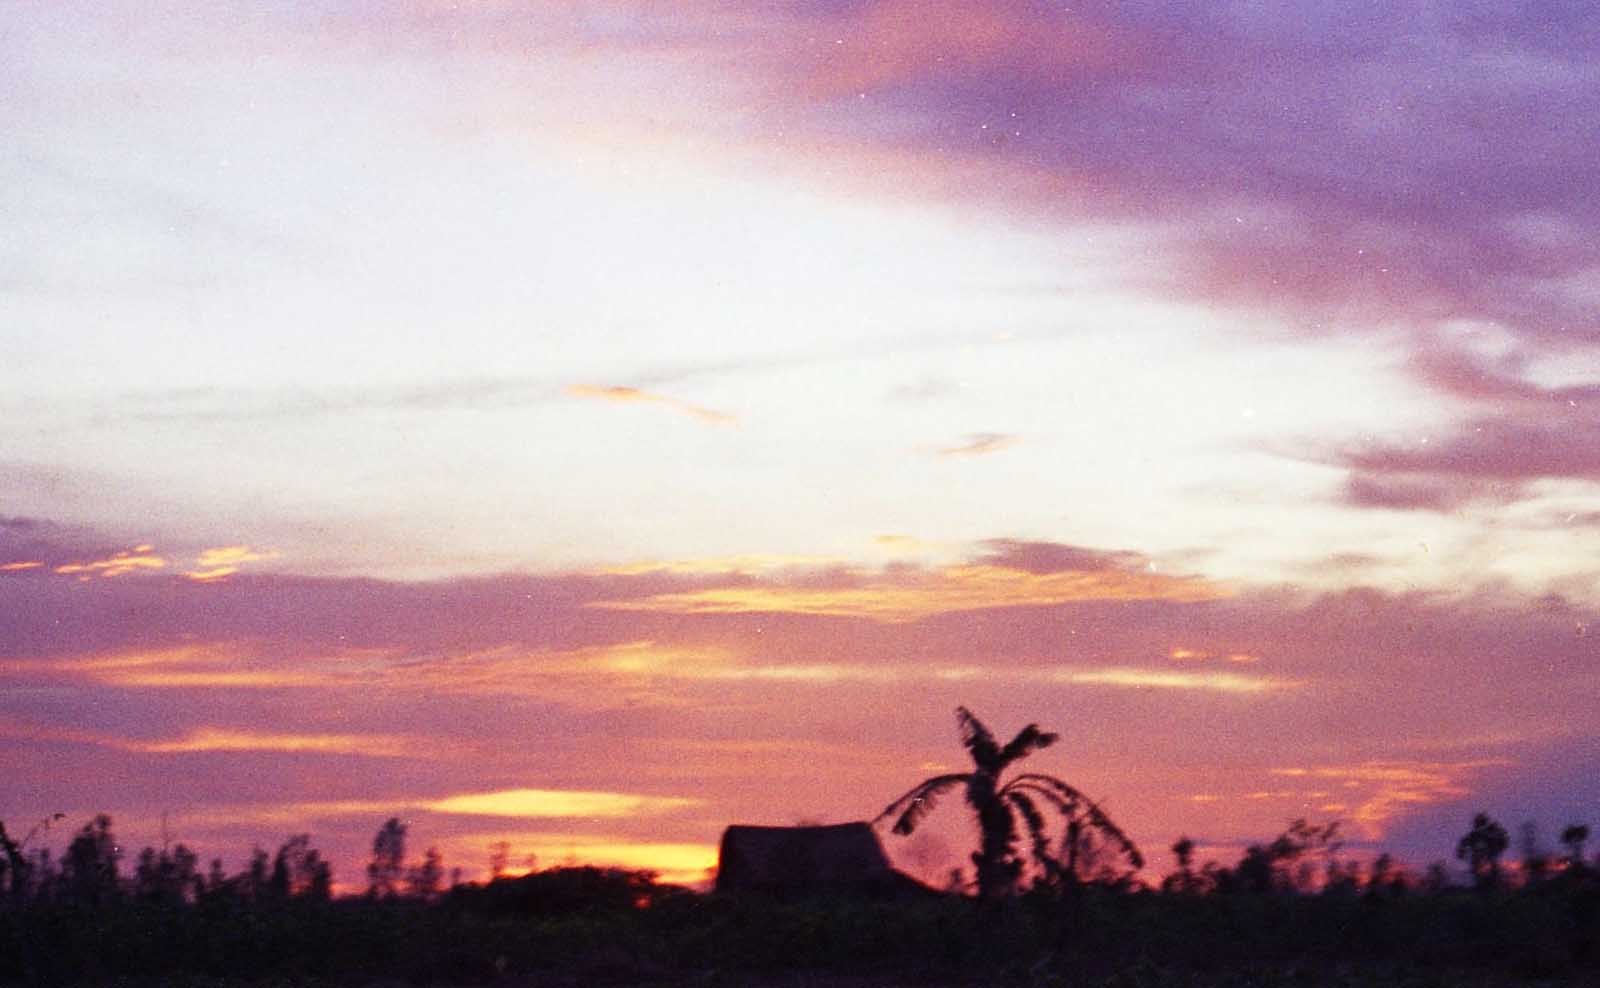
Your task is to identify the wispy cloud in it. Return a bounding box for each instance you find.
[185,544,279,583]
[129,728,413,757]
[599,553,837,576]
[566,384,735,425]
[1270,760,1508,838]
[1055,668,1281,694]
[426,788,699,819]
[53,544,166,580]
[594,559,1227,622]
[935,432,1017,457]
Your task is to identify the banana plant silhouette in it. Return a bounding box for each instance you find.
[879,707,1142,900]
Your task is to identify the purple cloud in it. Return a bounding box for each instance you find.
[741,3,1600,346]
[977,539,1147,574]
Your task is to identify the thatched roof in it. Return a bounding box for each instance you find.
[715,822,902,895]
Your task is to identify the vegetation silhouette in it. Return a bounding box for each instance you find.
[366,816,407,900]
[1563,823,1591,874]
[3,786,1600,983]
[1458,811,1511,890]
[878,706,1142,901]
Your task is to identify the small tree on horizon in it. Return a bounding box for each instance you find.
[62,814,121,907]
[1456,812,1509,891]
[408,846,444,901]
[1162,837,1199,894]
[270,834,333,901]
[1560,824,1589,873]
[367,817,408,899]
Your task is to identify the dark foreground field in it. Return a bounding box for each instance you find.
[6,877,1600,988]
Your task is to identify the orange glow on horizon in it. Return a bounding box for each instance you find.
[444,832,718,886]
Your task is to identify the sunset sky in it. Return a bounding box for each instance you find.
[3,1,1598,888]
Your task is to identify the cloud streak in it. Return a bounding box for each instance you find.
[1318,339,1600,512]
[566,385,735,425]
[594,560,1226,623]
[936,432,1018,457]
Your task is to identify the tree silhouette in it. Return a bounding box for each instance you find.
[408,846,444,901]
[0,814,63,904]
[1560,824,1589,873]
[489,841,511,881]
[1456,812,1509,891]
[133,843,200,905]
[1519,821,1550,885]
[1162,837,1199,894]
[367,817,407,899]
[62,814,121,907]
[238,845,271,902]
[270,834,332,901]
[878,706,1141,900]
[1233,819,1343,894]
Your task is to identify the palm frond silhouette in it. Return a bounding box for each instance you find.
[879,707,1141,899]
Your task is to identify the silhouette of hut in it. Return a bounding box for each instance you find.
[715,822,927,897]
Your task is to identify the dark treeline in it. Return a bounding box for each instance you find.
[2,810,1599,986]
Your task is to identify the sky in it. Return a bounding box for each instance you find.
[2,1,1598,889]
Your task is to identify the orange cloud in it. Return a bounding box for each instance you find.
[0,719,414,759]
[54,544,165,579]
[0,560,44,572]
[26,644,337,690]
[936,432,1017,457]
[567,384,734,424]
[426,788,699,819]
[1054,667,1282,694]
[1169,647,1260,663]
[871,533,942,557]
[185,544,279,582]
[600,553,835,576]
[1268,760,1508,837]
[129,728,412,757]
[594,562,1227,623]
